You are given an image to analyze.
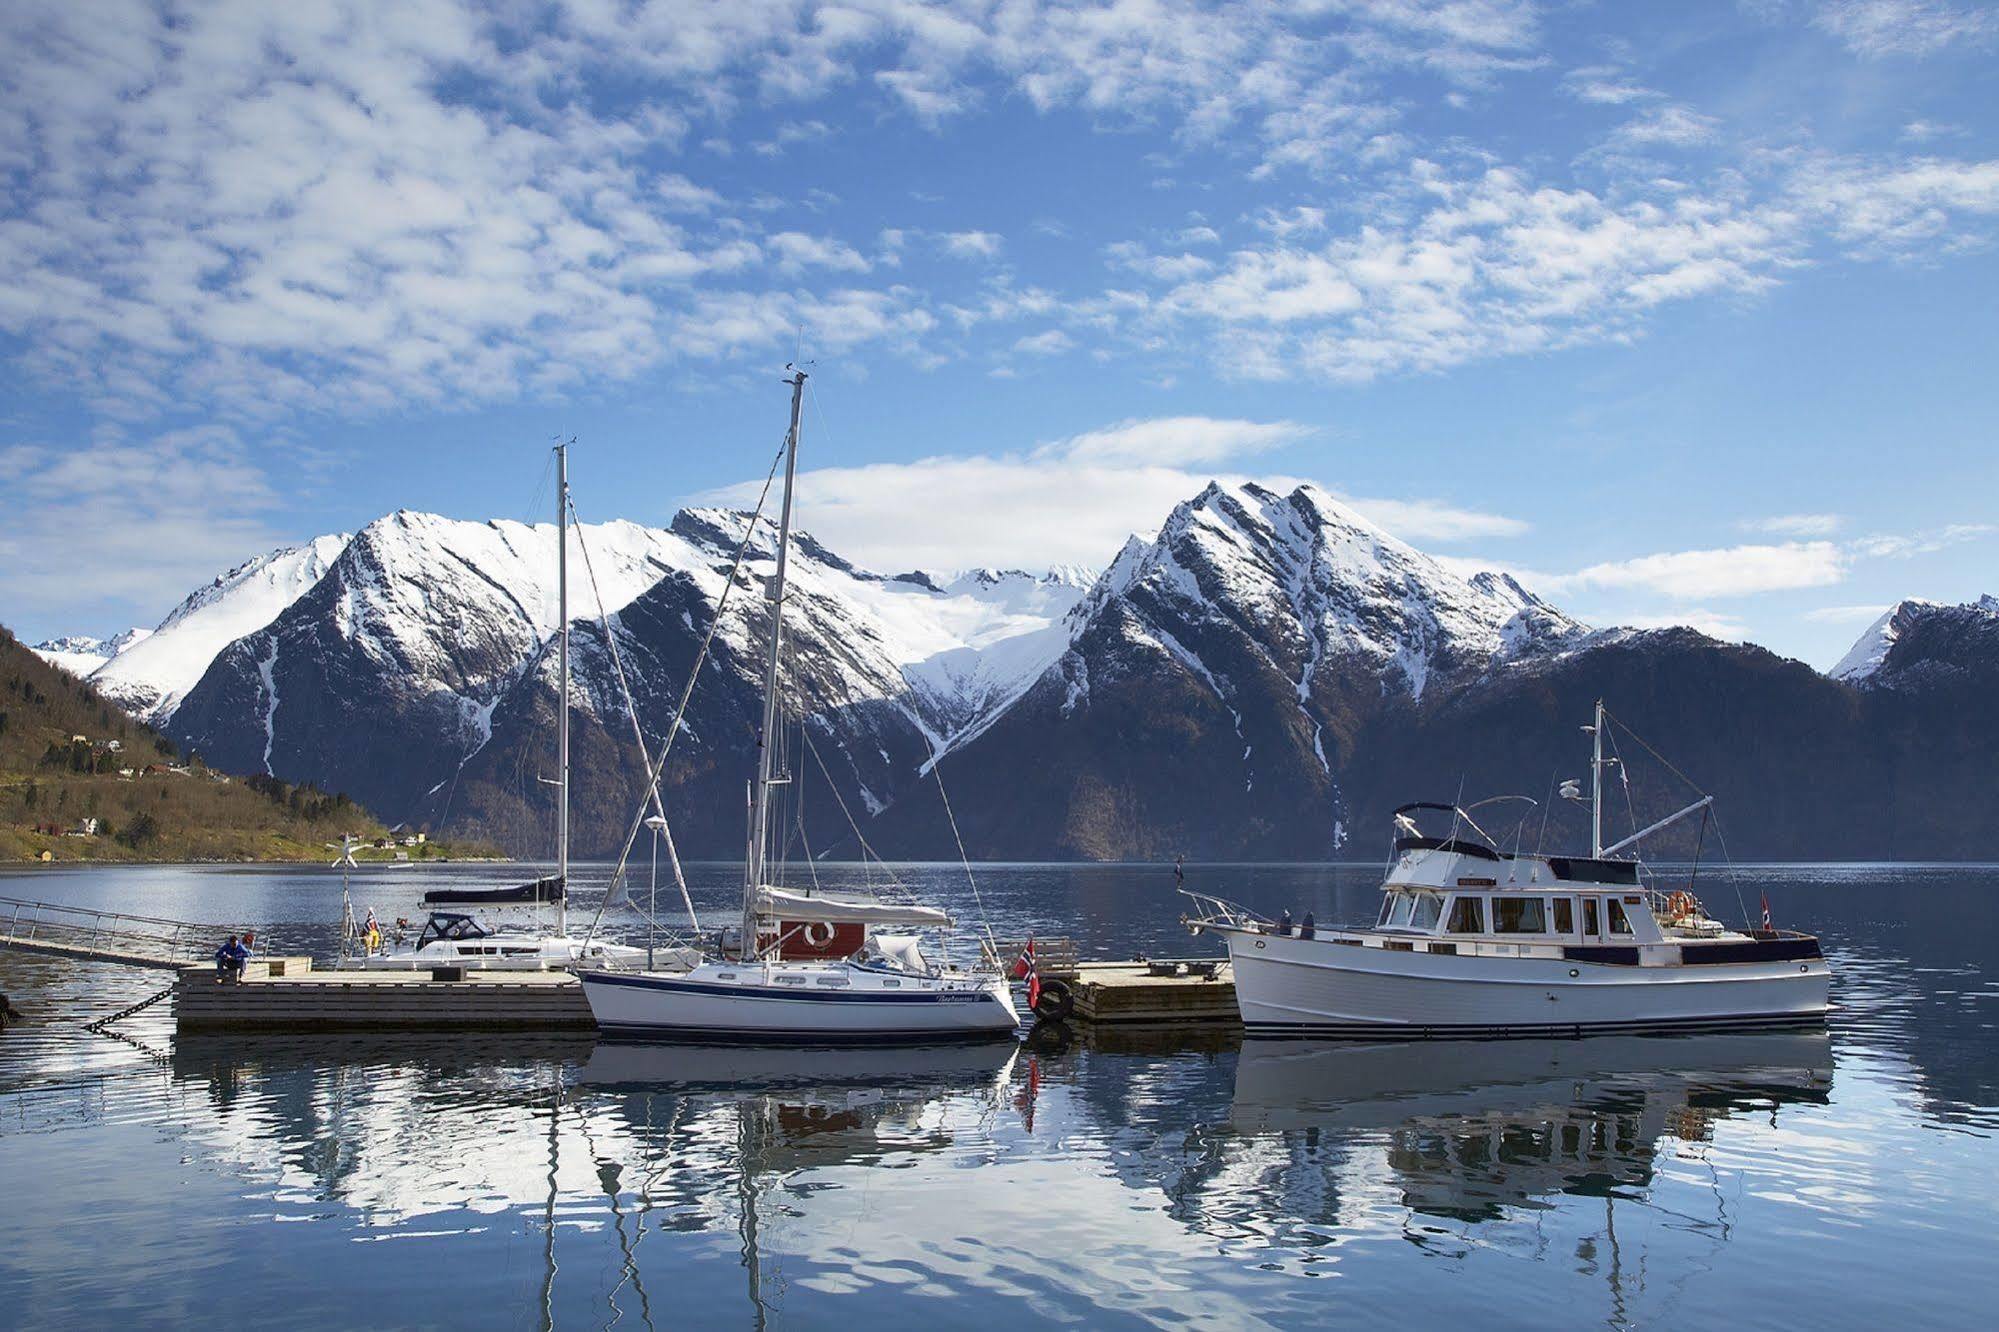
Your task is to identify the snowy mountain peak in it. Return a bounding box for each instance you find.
[1832,594,1999,685]
[90,536,351,720]
[1055,478,1588,715]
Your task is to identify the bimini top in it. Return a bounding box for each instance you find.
[1389,802,1641,891]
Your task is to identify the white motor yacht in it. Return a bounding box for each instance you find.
[1183,703,1831,1038]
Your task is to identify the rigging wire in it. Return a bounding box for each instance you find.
[568,491,700,934]
[804,378,1003,962]
[580,438,788,948]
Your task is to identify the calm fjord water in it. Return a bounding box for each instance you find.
[2,862,1995,1330]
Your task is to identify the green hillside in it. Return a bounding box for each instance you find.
[0,624,494,863]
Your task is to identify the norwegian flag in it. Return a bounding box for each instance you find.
[1012,937,1041,1011]
[1760,893,1773,931]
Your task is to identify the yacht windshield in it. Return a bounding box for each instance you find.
[1411,894,1443,931]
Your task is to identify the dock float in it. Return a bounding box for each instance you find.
[1068,960,1237,1025]
[174,963,595,1032]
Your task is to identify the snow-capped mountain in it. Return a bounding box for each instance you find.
[31,627,151,677]
[871,481,1592,859]
[1831,595,1999,687]
[163,507,1095,852]
[88,535,351,721]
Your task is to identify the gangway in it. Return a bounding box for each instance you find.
[0,895,243,970]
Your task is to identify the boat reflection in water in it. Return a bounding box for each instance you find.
[1217,1031,1833,1245]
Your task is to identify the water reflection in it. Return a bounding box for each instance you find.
[6,861,1998,1328]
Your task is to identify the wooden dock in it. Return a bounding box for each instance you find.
[1069,960,1237,1025]
[174,963,595,1032]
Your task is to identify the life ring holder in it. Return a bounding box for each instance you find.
[800,920,837,948]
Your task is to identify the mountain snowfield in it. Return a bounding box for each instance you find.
[30,626,151,677]
[1831,594,1999,684]
[28,479,1997,858]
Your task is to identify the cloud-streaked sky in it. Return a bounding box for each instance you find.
[2,0,1995,668]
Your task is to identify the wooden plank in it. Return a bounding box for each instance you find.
[1065,959,1239,1025]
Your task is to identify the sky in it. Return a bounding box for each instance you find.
[1,0,1995,670]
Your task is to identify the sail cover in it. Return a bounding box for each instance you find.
[753,886,952,929]
[421,875,566,906]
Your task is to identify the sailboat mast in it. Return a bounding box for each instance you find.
[1590,697,1604,858]
[557,439,571,938]
[746,370,807,950]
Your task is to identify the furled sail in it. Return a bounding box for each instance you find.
[421,875,566,906]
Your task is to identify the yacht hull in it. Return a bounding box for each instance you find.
[1216,928,1831,1037]
[578,968,1021,1043]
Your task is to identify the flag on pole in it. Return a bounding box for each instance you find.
[1760,893,1773,931]
[1012,937,1040,1011]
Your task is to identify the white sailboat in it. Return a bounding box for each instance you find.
[1183,702,1832,1037]
[353,441,645,973]
[577,370,1020,1041]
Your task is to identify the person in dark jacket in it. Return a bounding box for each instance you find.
[214,935,247,984]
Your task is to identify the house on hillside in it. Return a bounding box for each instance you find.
[66,818,99,837]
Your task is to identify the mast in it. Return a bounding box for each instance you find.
[1590,697,1605,858]
[745,369,807,953]
[557,439,571,937]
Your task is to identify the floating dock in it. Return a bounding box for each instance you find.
[1068,960,1237,1025]
[168,957,1239,1032]
[174,962,595,1032]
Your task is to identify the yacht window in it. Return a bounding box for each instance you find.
[717,973,736,981]
[1607,900,1633,935]
[1583,899,1600,935]
[776,975,806,986]
[881,979,902,988]
[1410,894,1443,931]
[1494,897,1547,933]
[1377,894,1397,927]
[814,977,849,988]
[1447,897,1485,933]
[1553,898,1575,934]
[1388,894,1415,928]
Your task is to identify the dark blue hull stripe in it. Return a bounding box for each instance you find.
[581,971,999,1004]
[595,1023,1019,1046]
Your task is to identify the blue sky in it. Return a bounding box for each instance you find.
[1,0,1995,668]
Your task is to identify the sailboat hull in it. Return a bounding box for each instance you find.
[578,965,1021,1043]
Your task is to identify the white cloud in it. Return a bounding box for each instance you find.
[1743,513,1844,537]
[1847,523,1995,557]
[1604,103,1720,150]
[1560,65,1658,105]
[0,427,287,625]
[1558,542,1849,600]
[1013,329,1075,356]
[941,230,1005,260]
[1812,0,1998,57]
[1803,603,1890,624]
[1619,609,1751,639]
[768,232,872,274]
[691,414,1521,571]
[1044,416,1310,466]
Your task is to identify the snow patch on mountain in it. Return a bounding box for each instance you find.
[92,535,350,720]
[1831,594,1999,684]
[31,627,152,678]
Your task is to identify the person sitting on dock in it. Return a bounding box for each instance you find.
[214,934,248,984]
